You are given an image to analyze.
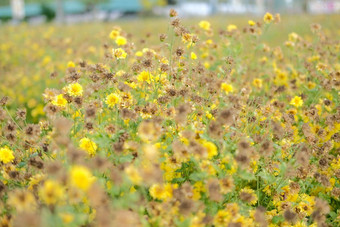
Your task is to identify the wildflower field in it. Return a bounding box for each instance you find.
[0,11,340,227]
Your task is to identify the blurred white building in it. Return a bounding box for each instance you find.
[308,0,340,14]
[10,0,25,20]
[155,0,340,16]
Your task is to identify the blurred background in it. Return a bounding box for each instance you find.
[0,0,339,24]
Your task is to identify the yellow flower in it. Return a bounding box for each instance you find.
[149,183,173,201]
[227,24,237,32]
[248,20,256,26]
[115,36,127,46]
[289,32,299,42]
[67,83,83,97]
[126,81,137,89]
[263,185,271,195]
[135,51,143,57]
[137,71,152,84]
[112,48,127,59]
[193,181,206,200]
[106,93,120,108]
[260,56,268,63]
[274,69,288,86]
[290,96,303,108]
[28,173,45,190]
[202,140,218,159]
[213,210,231,226]
[221,82,233,94]
[109,29,120,40]
[308,55,320,62]
[60,213,74,224]
[191,52,197,60]
[79,137,97,156]
[252,78,263,88]
[70,165,94,191]
[39,179,64,204]
[52,94,67,107]
[205,39,213,45]
[297,201,313,216]
[199,20,210,30]
[240,188,258,205]
[116,70,125,77]
[72,110,82,119]
[263,12,274,23]
[67,61,75,68]
[182,33,193,44]
[125,165,142,185]
[0,147,15,164]
[316,62,327,71]
[206,111,213,119]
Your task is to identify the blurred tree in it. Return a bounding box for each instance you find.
[302,0,309,13]
[0,0,9,6]
[167,0,176,4]
[41,3,55,21]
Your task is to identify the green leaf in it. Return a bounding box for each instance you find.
[239,170,256,181]
[272,215,284,224]
[17,161,26,168]
[171,177,186,184]
[189,172,206,182]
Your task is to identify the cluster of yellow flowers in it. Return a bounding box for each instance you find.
[0,10,339,227]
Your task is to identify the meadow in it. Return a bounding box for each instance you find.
[0,12,339,226]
